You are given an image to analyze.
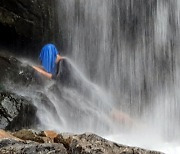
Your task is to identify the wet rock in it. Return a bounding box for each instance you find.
[0,92,37,130]
[0,129,68,154]
[12,129,44,143]
[0,129,22,141]
[0,139,24,149]
[54,133,73,153]
[0,129,164,154]
[0,140,67,154]
[43,130,58,140]
[59,133,163,154]
[35,92,62,123]
[12,129,61,144]
[0,0,60,54]
[0,54,38,86]
[58,59,73,86]
[58,59,89,89]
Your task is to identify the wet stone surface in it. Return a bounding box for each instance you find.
[0,92,37,131]
[0,130,164,154]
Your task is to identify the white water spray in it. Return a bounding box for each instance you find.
[54,0,180,153]
[13,0,180,153]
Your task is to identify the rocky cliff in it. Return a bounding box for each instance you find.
[0,0,59,56]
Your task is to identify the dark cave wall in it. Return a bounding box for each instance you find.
[0,0,60,57]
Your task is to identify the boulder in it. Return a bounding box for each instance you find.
[0,129,164,154]
[35,92,62,123]
[0,91,37,130]
[12,129,59,144]
[0,129,22,141]
[0,139,67,154]
[61,133,163,154]
[5,129,68,153]
[12,129,44,143]
[0,53,39,86]
[12,129,60,144]
[0,53,62,131]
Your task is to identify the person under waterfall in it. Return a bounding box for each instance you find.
[33,43,64,79]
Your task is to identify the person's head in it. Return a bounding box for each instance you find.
[39,43,58,75]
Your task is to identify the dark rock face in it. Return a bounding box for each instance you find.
[0,54,40,131]
[0,53,62,132]
[58,59,76,87]
[0,53,38,86]
[35,92,62,124]
[0,92,37,130]
[0,0,59,56]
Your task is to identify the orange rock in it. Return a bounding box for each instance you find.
[12,129,44,143]
[0,129,22,141]
[44,130,58,139]
[42,136,54,143]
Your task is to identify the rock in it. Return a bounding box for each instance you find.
[58,59,73,86]
[54,133,73,153]
[0,53,40,87]
[35,92,62,124]
[13,129,62,144]
[57,59,90,89]
[13,129,60,144]
[0,129,164,154]
[59,133,163,154]
[0,129,68,154]
[43,130,58,140]
[0,92,37,130]
[0,139,24,149]
[0,0,60,54]
[12,129,44,143]
[0,129,22,141]
[0,139,67,154]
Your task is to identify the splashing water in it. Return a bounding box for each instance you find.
[52,0,180,153]
[37,57,120,134]
[15,0,180,153]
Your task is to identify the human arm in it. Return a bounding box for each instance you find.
[32,66,52,79]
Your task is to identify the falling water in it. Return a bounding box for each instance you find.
[40,0,180,153]
[14,0,180,153]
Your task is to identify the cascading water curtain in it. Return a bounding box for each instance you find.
[57,0,180,148]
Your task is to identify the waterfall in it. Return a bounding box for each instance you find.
[10,0,179,153]
[47,0,180,153]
